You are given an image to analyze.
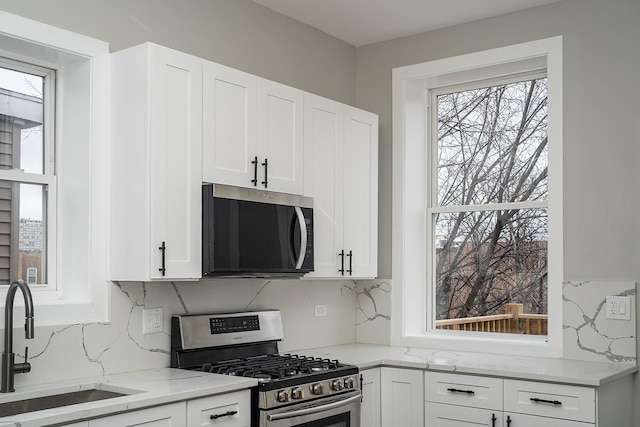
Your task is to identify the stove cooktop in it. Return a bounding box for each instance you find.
[191,353,358,390]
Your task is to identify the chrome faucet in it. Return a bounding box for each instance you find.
[1,280,34,392]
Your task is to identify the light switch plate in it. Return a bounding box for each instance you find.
[606,296,632,320]
[143,307,164,334]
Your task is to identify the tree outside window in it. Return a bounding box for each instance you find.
[430,76,548,335]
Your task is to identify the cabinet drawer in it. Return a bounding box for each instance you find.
[424,372,503,410]
[425,402,503,426]
[187,390,251,426]
[504,380,595,423]
[505,412,593,426]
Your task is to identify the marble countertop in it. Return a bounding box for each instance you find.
[295,343,638,386]
[0,368,257,427]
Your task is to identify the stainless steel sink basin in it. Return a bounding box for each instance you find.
[0,387,131,417]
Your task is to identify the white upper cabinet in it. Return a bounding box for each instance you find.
[257,78,304,194]
[202,61,257,187]
[110,43,202,281]
[203,62,304,194]
[303,93,378,279]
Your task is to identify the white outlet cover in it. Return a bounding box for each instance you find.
[143,307,164,334]
[606,296,632,321]
[314,304,328,317]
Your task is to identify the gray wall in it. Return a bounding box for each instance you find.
[0,0,356,105]
[357,0,640,283]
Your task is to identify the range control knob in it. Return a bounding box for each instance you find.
[311,383,326,395]
[277,389,291,402]
[344,377,355,389]
[291,387,304,400]
[331,379,345,391]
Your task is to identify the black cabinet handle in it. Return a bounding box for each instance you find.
[158,241,166,276]
[447,387,475,395]
[251,156,258,186]
[347,250,353,275]
[530,397,562,406]
[507,415,512,426]
[210,410,238,420]
[338,250,345,275]
[261,158,268,188]
[491,413,497,427]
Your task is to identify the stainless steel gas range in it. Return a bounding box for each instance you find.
[171,310,360,427]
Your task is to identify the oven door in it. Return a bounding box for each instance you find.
[260,390,360,427]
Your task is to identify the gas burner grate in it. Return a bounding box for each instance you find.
[194,354,345,382]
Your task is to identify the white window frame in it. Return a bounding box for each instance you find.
[0,11,109,325]
[392,37,563,357]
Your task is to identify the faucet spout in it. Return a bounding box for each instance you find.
[2,280,34,392]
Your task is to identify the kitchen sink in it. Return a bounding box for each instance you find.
[0,385,138,417]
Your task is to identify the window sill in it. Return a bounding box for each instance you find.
[392,330,560,358]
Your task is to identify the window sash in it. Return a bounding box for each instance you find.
[0,59,56,291]
[425,73,549,333]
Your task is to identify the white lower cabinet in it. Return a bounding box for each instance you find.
[361,368,381,427]
[187,390,251,427]
[425,402,503,426]
[424,372,633,427]
[503,413,592,427]
[89,402,186,426]
[381,367,424,427]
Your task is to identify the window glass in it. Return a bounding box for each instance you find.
[0,64,51,286]
[431,77,548,336]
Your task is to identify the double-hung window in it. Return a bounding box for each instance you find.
[392,37,562,356]
[0,59,55,290]
[430,74,548,334]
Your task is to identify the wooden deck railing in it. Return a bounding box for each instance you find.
[435,303,548,335]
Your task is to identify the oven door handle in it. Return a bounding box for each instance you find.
[267,394,361,421]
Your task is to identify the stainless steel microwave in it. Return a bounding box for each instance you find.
[202,184,314,278]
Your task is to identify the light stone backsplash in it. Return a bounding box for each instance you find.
[355,279,392,345]
[563,280,636,364]
[10,277,636,390]
[11,279,356,389]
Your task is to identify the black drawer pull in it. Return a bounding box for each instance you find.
[210,410,238,420]
[530,397,562,406]
[447,387,475,395]
[491,413,497,427]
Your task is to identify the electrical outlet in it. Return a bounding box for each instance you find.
[143,308,164,334]
[606,296,632,321]
[314,304,328,317]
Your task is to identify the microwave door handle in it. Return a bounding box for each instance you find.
[294,206,307,269]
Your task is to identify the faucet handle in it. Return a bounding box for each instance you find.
[14,347,31,374]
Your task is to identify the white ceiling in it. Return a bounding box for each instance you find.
[252,0,563,47]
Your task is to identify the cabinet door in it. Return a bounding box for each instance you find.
[187,390,251,427]
[303,94,344,277]
[342,107,378,278]
[149,45,202,280]
[203,61,257,188]
[89,402,186,427]
[361,368,381,427]
[425,402,503,426]
[257,78,304,194]
[504,413,593,427]
[381,367,423,427]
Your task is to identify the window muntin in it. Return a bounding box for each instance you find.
[0,60,54,289]
[428,75,549,336]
